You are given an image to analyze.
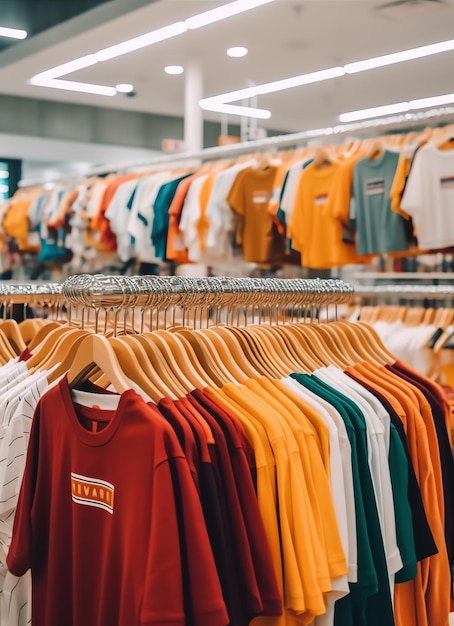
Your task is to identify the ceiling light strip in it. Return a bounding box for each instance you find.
[200,101,271,119]
[0,26,27,40]
[340,92,454,122]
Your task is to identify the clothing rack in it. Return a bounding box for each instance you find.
[0,276,354,325]
[17,105,454,188]
[354,284,454,301]
[60,275,354,311]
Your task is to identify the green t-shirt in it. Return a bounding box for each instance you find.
[352,150,408,255]
[389,423,417,583]
[290,373,395,626]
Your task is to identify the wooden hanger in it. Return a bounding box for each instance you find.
[121,334,187,397]
[18,318,46,344]
[0,329,17,363]
[67,334,132,393]
[244,325,299,373]
[367,138,385,161]
[142,330,208,390]
[108,337,165,402]
[28,321,66,351]
[26,325,79,369]
[201,327,257,380]
[253,152,275,171]
[280,323,330,369]
[154,329,216,388]
[433,124,454,150]
[220,326,282,377]
[351,321,396,363]
[0,319,27,354]
[404,307,427,326]
[173,329,231,387]
[312,145,336,169]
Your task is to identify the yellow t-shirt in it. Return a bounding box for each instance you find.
[289,162,358,270]
[221,381,331,624]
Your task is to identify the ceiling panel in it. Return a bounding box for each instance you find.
[0,0,453,134]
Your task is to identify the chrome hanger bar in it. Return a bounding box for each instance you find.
[61,274,355,311]
[0,283,63,305]
[354,284,454,301]
[18,106,454,188]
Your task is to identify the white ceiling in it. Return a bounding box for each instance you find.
[1,0,454,133]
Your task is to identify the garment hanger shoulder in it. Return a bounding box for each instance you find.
[235,325,291,376]
[192,329,242,383]
[281,324,328,369]
[18,318,46,345]
[173,329,231,387]
[0,330,17,362]
[353,321,395,363]
[208,325,270,376]
[271,325,315,372]
[221,326,281,377]
[404,307,427,326]
[31,327,93,373]
[310,322,361,366]
[108,337,164,402]
[27,322,66,351]
[45,330,94,383]
[26,325,78,369]
[154,330,215,388]
[67,334,132,393]
[246,325,298,373]
[142,330,207,390]
[120,334,185,397]
[0,319,27,354]
[199,328,254,380]
[312,145,336,168]
[367,139,386,160]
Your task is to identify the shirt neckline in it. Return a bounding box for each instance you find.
[59,375,136,446]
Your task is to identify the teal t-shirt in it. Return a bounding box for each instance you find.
[290,373,395,626]
[389,423,417,583]
[151,174,192,261]
[352,150,408,255]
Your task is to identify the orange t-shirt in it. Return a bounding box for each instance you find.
[166,176,194,264]
[227,166,285,264]
[289,162,359,269]
[347,363,450,626]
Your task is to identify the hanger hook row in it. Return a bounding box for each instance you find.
[60,274,356,316]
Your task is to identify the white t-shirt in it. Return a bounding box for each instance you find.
[205,161,255,255]
[0,374,62,626]
[105,179,138,262]
[280,376,351,626]
[179,175,208,262]
[127,174,170,263]
[315,368,402,579]
[401,143,454,249]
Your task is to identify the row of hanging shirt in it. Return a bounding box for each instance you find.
[2,123,454,275]
[0,275,452,626]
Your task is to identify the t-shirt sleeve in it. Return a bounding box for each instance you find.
[6,403,41,577]
[400,152,423,220]
[141,454,228,626]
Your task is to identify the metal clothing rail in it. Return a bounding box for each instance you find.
[0,283,63,305]
[61,275,355,311]
[18,105,454,188]
[354,284,454,301]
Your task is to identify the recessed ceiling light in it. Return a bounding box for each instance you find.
[0,26,27,40]
[165,65,184,75]
[227,46,248,58]
[116,83,134,93]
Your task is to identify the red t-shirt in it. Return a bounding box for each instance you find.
[7,377,228,626]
